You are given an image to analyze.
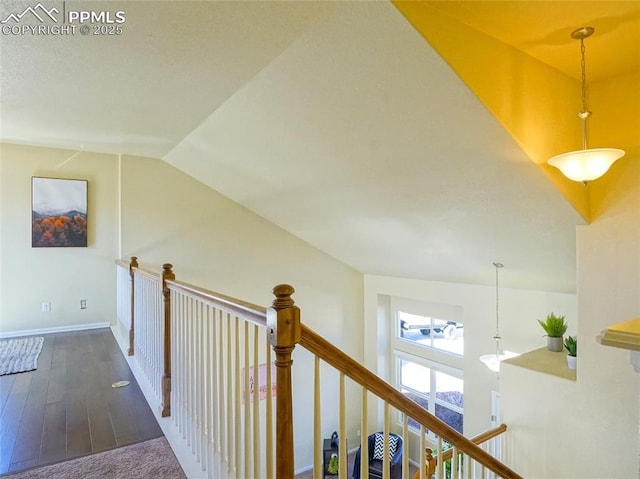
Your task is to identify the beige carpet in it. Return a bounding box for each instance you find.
[1,437,186,479]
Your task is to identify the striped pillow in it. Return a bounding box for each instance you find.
[372,433,399,461]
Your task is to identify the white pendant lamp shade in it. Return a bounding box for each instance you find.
[480,351,520,373]
[547,27,625,183]
[548,148,625,183]
[479,354,501,373]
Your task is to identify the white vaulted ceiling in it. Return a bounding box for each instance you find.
[0,1,338,157]
[2,1,637,292]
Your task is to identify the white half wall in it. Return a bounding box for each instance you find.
[500,158,640,478]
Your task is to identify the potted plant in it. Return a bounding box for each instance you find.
[564,335,577,370]
[537,313,567,352]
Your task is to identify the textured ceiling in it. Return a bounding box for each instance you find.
[0,1,336,157]
[3,1,636,292]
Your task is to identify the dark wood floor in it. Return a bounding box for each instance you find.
[0,328,163,475]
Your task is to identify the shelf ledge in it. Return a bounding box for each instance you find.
[597,317,640,352]
[502,346,576,381]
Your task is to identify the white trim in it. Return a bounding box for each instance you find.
[0,321,111,339]
[390,296,463,322]
[394,350,463,380]
[117,152,122,259]
[390,297,465,368]
[294,464,313,475]
[491,390,501,427]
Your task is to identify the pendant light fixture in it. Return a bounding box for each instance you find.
[547,27,625,184]
[479,262,519,372]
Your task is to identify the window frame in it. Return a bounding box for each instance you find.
[390,297,464,436]
[397,310,464,357]
[390,297,464,367]
[395,351,464,436]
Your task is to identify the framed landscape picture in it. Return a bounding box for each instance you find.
[32,177,88,247]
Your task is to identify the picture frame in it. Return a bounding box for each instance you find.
[31,177,88,247]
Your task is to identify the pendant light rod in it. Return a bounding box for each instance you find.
[480,261,520,373]
[480,262,519,372]
[573,26,593,151]
[546,26,625,183]
[493,262,503,343]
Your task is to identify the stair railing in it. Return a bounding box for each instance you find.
[300,325,522,479]
[115,258,522,479]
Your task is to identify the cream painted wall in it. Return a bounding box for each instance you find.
[7,142,633,477]
[501,158,640,478]
[0,143,118,334]
[363,274,576,463]
[119,155,364,469]
[0,155,3,331]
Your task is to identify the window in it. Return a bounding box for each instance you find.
[390,297,464,435]
[398,356,463,435]
[398,311,463,356]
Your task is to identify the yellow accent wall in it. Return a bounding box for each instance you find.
[393,1,639,222]
[589,69,640,220]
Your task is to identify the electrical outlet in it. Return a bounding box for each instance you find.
[41,302,51,312]
[356,428,361,437]
[80,299,87,310]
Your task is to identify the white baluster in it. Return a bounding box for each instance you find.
[234,315,241,475]
[314,356,321,479]
[265,335,274,479]
[339,373,347,478]
[253,324,261,479]
[244,321,251,478]
[361,389,368,479]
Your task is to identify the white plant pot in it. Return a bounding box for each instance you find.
[567,355,577,370]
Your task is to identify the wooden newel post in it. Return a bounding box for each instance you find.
[128,256,138,356]
[161,263,175,418]
[267,284,301,479]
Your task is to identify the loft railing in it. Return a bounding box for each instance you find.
[115,257,522,479]
[116,258,275,478]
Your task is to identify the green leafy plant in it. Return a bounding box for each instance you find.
[564,335,577,357]
[432,443,463,479]
[327,453,338,474]
[537,313,567,338]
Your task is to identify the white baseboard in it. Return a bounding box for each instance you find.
[0,322,112,339]
[294,464,313,475]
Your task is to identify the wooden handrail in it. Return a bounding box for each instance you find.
[118,259,267,326]
[133,266,161,280]
[166,279,267,326]
[440,423,507,462]
[299,325,523,479]
[467,423,507,445]
[115,259,516,477]
[116,257,161,279]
